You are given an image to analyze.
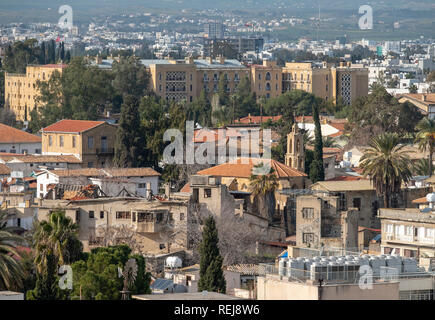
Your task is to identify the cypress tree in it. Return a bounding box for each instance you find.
[40,42,46,64]
[309,101,325,183]
[60,42,65,62]
[198,216,226,293]
[65,50,71,63]
[114,95,145,168]
[48,40,56,63]
[26,254,60,300]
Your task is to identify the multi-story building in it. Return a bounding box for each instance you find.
[4,64,66,121]
[40,119,117,168]
[250,60,282,99]
[378,203,435,259]
[282,61,369,105]
[143,56,249,103]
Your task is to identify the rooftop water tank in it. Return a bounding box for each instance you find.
[165,256,182,269]
[426,193,435,203]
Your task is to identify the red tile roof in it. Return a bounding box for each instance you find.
[41,120,106,133]
[0,124,41,143]
[196,157,307,179]
[326,176,363,182]
[180,183,191,193]
[236,115,282,124]
[0,164,11,175]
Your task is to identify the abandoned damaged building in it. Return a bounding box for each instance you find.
[37,174,287,259]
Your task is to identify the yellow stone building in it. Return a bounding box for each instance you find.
[250,60,283,99]
[41,119,117,168]
[143,56,250,103]
[282,61,369,105]
[4,64,66,121]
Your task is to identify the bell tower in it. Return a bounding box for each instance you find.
[285,123,305,172]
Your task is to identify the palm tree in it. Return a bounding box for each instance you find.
[360,133,413,208]
[33,210,80,273]
[414,158,434,176]
[0,211,26,290]
[415,117,435,176]
[322,136,340,148]
[249,163,279,221]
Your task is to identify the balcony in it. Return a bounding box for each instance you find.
[96,147,114,155]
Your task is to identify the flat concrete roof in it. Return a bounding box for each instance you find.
[132,292,240,300]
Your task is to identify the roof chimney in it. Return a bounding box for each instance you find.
[218,55,225,65]
[207,56,213,64]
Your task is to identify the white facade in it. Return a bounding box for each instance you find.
[0,142,41,154]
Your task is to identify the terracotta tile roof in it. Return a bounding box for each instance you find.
[196,157,307,178]
[46,168,104,177]
[236,115,282,124]
[180,183,190,193]
[0,124,41,143]
[46,167,160,178]
[42,64,68,69]
[41,120,105,133]
[311,179,375,192]
[326,176,363,182]
[412,196,428,204]
[0,164,11,175]
[399,93,435,105]
[104,168,160,177]
[0,154,81,163]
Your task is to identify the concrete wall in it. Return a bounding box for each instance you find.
[257,276,399,300]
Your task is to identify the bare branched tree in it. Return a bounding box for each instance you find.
[96,225,142,254]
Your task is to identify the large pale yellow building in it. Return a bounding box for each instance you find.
[4,64,66,121]
[282,61,369,105]
[143,56,250,103]
[250,60,283,99]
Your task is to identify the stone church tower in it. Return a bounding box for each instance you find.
[285,123,305,172]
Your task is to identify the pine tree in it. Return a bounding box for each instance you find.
[309,101,325,182]
[198,216,226,293]
[114,95,145,168]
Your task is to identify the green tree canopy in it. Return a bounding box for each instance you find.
[198,216,226,293]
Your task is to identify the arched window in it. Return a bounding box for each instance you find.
[266,72,271,80]
[266,82,271,91]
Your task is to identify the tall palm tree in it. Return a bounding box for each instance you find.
[249,163,279,221]
[415,117,435,176]
[33,210,80,273]
[360,133,413,208]
[0,211,26,290]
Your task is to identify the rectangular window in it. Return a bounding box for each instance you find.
[59,135,64,147]
[303,233,314,244]
[88,136,94,149]
[302,207,314,219]
[138,183,146,189]
[87,162,94,168]
[72,136,76,148]
[89,211,94,219]
[405,226,413,236]
[49,135,53,146]
[386,224,393,234]
[204,188,212,198]
[353,198,361,211]
[116,211,131,219]
[100,211,104,219]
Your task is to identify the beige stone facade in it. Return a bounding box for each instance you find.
[4,64,65,121]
